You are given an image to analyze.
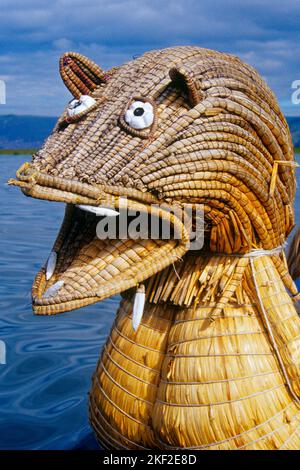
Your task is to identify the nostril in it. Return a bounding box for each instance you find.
[57,120,69,132]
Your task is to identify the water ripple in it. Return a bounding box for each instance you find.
[0,155,118,449]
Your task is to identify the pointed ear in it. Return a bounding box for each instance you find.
[59,52,112,98]
[169,66,203,106]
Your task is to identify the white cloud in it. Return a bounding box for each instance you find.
[52,38,74,50]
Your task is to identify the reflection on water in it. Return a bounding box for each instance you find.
[1,154,300,449]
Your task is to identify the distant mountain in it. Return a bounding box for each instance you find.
[0,114,299,149]
[0,115,57,149]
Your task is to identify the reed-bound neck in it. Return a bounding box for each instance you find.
[140,247,298,312]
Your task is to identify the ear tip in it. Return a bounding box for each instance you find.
[59,51,84,67]
[60,52,73,68]
[169,65,189,76]
[169,65,182,80]
[59,52,78,73]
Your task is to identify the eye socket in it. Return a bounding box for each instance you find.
[66,95,97,121]
[124,100,154,130]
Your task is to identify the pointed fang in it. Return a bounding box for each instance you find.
[132,284,146,331]
[76,205,119,217]
[43,280,64,299]
[46,251,57,281]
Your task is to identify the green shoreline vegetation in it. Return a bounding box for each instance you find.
[1,147,300,154]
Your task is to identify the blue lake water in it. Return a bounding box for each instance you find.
[1,153,300,450]
[0,154,120,450]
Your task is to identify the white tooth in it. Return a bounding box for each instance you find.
[46,251,57,281]
[43,280,64,299]
[132,284,146,331]
[76,204,119,217]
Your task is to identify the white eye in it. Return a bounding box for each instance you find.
[67,95,96,118]
[125,101,154,130]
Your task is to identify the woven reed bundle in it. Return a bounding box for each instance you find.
[9,46,300,449]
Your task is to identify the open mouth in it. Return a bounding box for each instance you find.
[9,163,190,315]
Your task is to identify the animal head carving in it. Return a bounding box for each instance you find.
[11,46,296,314]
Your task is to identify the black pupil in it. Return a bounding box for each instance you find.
[74,100,81,108]
[133,107,144,116]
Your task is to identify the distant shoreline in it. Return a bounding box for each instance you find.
[0,149,37,155]
[1,147,300,155]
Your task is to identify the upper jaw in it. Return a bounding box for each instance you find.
[10,162,190,315]
[8,161,158,207]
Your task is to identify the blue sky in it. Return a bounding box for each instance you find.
[1,0,300,116]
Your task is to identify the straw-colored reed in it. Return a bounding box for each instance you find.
[9,46,300,449]
[90,254,300,450]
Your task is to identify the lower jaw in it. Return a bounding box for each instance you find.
[31,203,190,315]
